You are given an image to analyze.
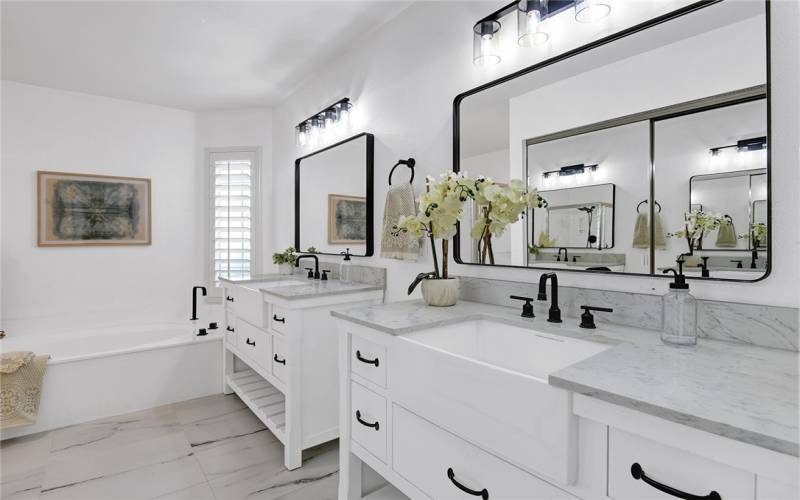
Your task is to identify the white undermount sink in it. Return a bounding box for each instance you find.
[391,320,610,485]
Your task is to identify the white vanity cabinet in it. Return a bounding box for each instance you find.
[336,318,799,500]
[223,280,382,470]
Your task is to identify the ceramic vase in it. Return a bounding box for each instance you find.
[278,263,293,276]
[421,278,460,307]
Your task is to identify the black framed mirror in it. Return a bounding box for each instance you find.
[295,132,374,256]
[453,0,769,282]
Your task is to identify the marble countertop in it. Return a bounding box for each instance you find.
[220,274,383,300]
[332,300,799,457]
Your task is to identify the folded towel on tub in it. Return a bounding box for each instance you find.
[1,351,50,429]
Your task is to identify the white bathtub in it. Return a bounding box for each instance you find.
[0,322,223,439]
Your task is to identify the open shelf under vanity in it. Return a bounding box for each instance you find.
[226,368,287,444]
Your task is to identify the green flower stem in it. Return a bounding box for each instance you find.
[429,222,440,278]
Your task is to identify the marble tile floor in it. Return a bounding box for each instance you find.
[1,394,390,500]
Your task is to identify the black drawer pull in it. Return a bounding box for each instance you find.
[447,468,488,499]
[273,354,286,365]
[226,296,234,302]
[245,338,255,346]
[226,326,234,332]
[273,314,286,323]
[355,350,379,367]
[631,463,721,500]
[355,410,379,431]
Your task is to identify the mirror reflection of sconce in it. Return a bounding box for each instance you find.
[542,163,598,179]
[709,136,767,156]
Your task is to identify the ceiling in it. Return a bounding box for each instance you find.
[1,1,412,111]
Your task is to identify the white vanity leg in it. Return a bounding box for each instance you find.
[339,451,364,499]
[284,442,302,470]
[222,345,234,395]
[338,329,364,498]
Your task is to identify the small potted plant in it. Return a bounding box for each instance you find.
[668,210,725,254]
[740,222,767,249]
[394,173,473,306]
[272,246,297,275]
[469,178,547,264]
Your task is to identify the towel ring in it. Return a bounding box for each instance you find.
[637,200,661,213]
[388,158,415,185]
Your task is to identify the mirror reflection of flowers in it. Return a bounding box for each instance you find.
[667,210,727,253]
[739,222,767,247]
[393,172,474,283]
[470,177,548,265]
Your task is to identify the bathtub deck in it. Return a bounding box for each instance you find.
[0,393,395,500]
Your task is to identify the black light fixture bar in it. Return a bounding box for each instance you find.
[477,0,574,26]
[709,135,767,155]
[542,163,598,178]
[296,97,350,129]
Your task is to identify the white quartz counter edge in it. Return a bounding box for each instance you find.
[331,300,799,457]
[219,275,383,301]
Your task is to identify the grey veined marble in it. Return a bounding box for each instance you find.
[458,276,799,351]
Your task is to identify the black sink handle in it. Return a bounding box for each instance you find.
[355,350,379,367]
[631,463,721,500]
[447,468,488,499]
[355,410,379,431]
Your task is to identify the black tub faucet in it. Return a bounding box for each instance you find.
[537,273,562,323]
[750,249,759,269]
[191,286,207,321]
[295,254,320,279]
[557,248,568,262]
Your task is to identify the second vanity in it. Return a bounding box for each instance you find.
[221,273,383,469]
[333,300,799,500]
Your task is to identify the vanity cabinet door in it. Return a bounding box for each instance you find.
[393,405,576,500]
[351,335,386,388]
[237,318,268,367]
[608,428,755,500]
[271,334,288,383]
[351,381,388,463]
[270,305,290,334]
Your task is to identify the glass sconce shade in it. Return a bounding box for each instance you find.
[296,122,310,146]
[473,20,501,66]
[323,108,338,129]
[337,100,352,125]
[517,0,549,46]
[574,0,611,23]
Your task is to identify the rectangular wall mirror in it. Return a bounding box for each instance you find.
[454,0,768,282]
[295,132,374,256]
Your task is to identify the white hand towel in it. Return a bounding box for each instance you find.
[381,183,419,260]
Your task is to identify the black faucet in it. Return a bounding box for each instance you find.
[191,286,207,321]
[537,273,562,323]
[750,249,758,269]
[557,248,568,262]
[700,256,710,278]
[295,254,320,279]
[579,305,614,329]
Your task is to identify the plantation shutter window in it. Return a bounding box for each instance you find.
[210,150,259,287]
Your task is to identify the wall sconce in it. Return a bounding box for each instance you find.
[574,0,612,23]
[709,136,767,156]
[542,163,598,178]
[473,20,502,66]
[473,0,612,66]
[517,0,549,46]
[295,98,352,148]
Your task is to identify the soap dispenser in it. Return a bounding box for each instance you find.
[339,248,353,284]
[661,259,697,346]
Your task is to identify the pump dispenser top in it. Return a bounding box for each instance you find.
[663,259,689,289]
[339,248,353,283]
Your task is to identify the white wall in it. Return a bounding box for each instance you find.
[1,81,199,334]
[270,0,799,308]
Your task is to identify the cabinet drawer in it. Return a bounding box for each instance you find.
[270,305,290,334]
[393,405,575,500]
[271,334,288,383]
[608,428,755,500]
[351,336,386,388]
[351,382,387,463]
[236,319,270,367]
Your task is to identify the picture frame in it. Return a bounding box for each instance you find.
[37,171,152,246]
[327,194,367,245]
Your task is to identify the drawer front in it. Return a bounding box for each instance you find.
[271,334,288,383]
[393,405,575,500]
[236,285,267,328]
[351,381,387,462]
[270,305,290,334]
[351,336,386,388]
[236,319,270,367]
[224,317,237,345]
[608,428,755,500]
